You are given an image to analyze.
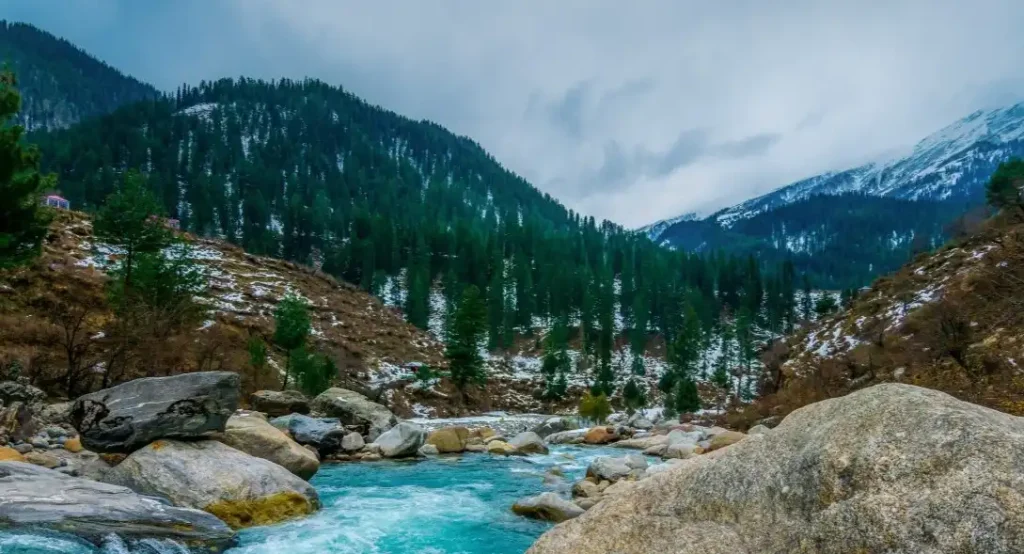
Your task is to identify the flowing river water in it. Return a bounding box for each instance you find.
[1,444,639,554]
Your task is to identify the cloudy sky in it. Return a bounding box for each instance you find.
[7,0,1024,227]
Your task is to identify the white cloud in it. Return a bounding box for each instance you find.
[12,0,1024,226]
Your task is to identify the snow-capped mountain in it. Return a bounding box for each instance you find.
[647,101,1024,237]
[638,211,701,241]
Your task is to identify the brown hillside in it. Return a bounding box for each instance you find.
[732,213,1024,427]
[0,210,446,412]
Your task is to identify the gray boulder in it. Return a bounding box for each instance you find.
[71,371,239,453]
[586,456,633,482]
[372,421,425,458]
[747,424,770,436]
[219,412,319,480]
[103,439,319,529]
[509,431,549,454]
[512,492,585,522]
[545,429,587,444]
[311,387,397,440]
[0,381,45,406]
[269,414,347,455]
[341,431,365,453]
[250,390,310,417]
[528,384,1024,554]
[531,417,574,439]
[0,461,234,551]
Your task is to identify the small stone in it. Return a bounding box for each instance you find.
[512,492,584,522]
[341,432,365,453]
[707,431,746,452]
[25,451,61,469]
[487,440,517,455]
[465,444,487,453]
[12,443,33,454]
[583,427,618,445]
[747,424,770,436]
[30,437,49,449]
[44,426,68,438]
[418,444,440,456]
[509,431,548,455]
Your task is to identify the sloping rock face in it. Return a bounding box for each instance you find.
[311,387,396,440]
[103,439,319,529]
[71,372,240,453]
[219,412,319,480]
[0,461,235,551]
[513,492,585,523]
[528,384,1024,554]
[250,390,310,417]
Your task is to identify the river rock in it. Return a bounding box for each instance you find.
[372,421,425,458]
[0,401,37,443]
[612,434,668,450]
[531,417,574,439]
[509,431,549,455]
[512,492,585,523]
[0,461,235,551]
[270,414,347,455]
[583,426,618,445]
[545,429,587,444]
[418,444,440,456]
[426,426,469,453]
[586,456,634,483]
[219,412,319,480]
[663,441,701,459]
[0,382,45,405]
[103,439,319,529]
[24,451,61,469]
[706,430,746,452]
[487,440,517,455]
[0,446,25,462]
[341,431,365,453]
[71,371,239,453]
[250,390,310,417]
[311,387,397,440]
[527,383,1024,554]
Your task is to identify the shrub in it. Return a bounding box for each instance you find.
[578,392,612,424]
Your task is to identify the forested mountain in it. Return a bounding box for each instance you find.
[31,77,809,402]
[0,21,158,130]
[647,102,1024,285]
[655,193,975,287]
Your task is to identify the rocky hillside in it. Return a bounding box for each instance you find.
[731,211,1024,427]
[0,211,446,409]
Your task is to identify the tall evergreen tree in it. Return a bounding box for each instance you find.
[446,285,488,403]
[273,292,311,390]
[0,71,51,268]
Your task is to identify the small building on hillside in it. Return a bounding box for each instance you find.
[42,195,70,210]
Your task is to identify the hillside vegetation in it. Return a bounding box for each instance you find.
[733,208,1024,426]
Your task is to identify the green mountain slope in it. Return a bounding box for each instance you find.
[0,21,158,130]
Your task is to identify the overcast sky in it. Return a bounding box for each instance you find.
[6,0,1024,227]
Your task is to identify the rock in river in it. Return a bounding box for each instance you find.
[219,411,319,480]
[0,461,234,551]
[512,492,585,523]
[509,431,548,454]
[527,383,1024,554]
[103,439,319,529]
[372,421,425,458]
[71,371,240,453]
[270,413,347,455]
[250,389,310,417]
[311,387,397,440]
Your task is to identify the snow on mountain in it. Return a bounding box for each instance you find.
[644,101,1024,239]
[638,211,702,240]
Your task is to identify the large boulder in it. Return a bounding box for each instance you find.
[531,417,574,439]
[487,440,517,455]
[250,390,310,417]
[527,384,1024,554]
[71,371,239,453]
[311,387,397,440]
[585,456,639,483]
[426,426,469,453]
[103,439,319,529]
[373,421,425,458]
[612,434,669,450]
[509,431,549,455]
[0,461,234,550]
[219,412,319,480]
[512,492,585,523]
[706,430,746,452]
[269,414,346,455]
[545,429,587,444]
[583,426,618,445]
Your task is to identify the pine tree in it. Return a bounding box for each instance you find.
[986,158,1024,216]
[673,376,701,415]
[446,285,488,403]
[273,292,311,390]
[0,71,52,268]
[541,316,570,400]
[621,378,646,415]
[94,170,172,288]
